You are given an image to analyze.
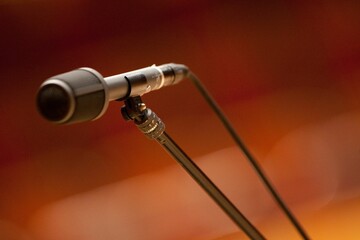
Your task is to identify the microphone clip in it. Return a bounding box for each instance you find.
[121,96,165,140]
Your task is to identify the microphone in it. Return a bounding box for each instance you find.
[36,63,189,124]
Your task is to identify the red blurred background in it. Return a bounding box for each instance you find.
[0,1,360,239]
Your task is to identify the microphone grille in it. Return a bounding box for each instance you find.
[37,83,72,122]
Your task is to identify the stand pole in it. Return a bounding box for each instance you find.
[121,96,265,240]
[157,131,264,240]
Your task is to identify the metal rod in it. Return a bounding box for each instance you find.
[122,97,265,239]
[156,131,265,240]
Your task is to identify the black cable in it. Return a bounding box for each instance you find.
[188,72,310,240]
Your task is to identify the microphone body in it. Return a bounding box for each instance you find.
[37,63,188,124]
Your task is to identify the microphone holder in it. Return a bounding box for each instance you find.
[120,96,265,240]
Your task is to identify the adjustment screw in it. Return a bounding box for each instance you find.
[138,103,147,112]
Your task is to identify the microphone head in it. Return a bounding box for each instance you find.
[36,68,109,124]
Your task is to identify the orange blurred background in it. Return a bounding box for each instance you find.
[0,1,360,239]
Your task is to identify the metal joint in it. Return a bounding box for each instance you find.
[135,109,165,140]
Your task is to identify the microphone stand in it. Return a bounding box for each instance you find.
[120,96,265,240]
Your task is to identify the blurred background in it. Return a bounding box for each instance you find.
[0,1,360,239]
